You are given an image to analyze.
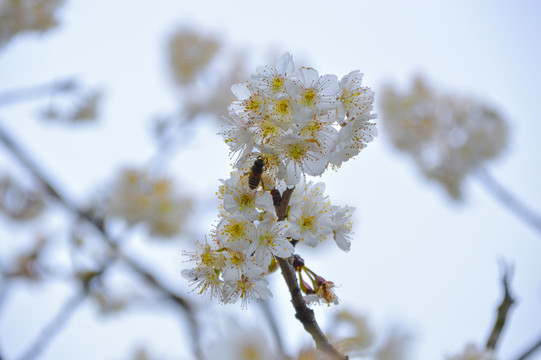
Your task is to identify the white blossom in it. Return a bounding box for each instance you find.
[183,53,376,308]
[288,182,334,247]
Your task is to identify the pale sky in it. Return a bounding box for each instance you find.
[1,1,540,359]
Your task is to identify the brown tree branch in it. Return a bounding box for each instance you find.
[274,187,348,360]
[486,264,515,350]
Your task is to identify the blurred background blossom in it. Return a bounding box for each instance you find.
[0,1,540,360]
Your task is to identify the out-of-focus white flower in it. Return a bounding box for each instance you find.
[446,343,498,360]
[327,310,375,355]
[380,76,509,200]
[168,28,220,85]
[0,173,45,221]
[40,88,103,124]
[207,323,280,360]
[0,0,65,47]
[374,328,412,360]
[104,168,192,238]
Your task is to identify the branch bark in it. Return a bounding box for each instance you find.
[274,187,348,360]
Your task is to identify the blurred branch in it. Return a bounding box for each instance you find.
[120,254,206,360]
[475,168,541,235]
[0,122,205,360]
[0,78,76,107]
[515,335,541,360]
[259,300,289,359]
[274,187,347,360]
[486,264,515,350]
[17,290,86,360]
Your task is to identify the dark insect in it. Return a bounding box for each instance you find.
[248,156,267,190]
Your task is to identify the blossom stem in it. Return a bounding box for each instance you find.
[274,187,347,360]
[475,167,541,235]
[277,257,346,359]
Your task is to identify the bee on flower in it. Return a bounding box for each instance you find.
[184,53,375,308]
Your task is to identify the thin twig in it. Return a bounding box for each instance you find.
[0,78,75,107]
[0,122,205,360]
[515,335,541,360]
[475,167,541,235]
[274,187,347,360]
[486,264,515,350]
[17,291,86,360]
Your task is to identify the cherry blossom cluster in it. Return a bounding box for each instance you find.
[183,53,376,307]
[381,76,509,199]
[220,52,377,184]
